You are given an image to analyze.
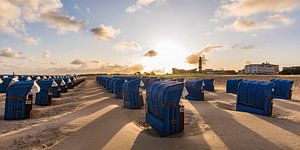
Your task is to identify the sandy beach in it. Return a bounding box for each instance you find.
[0,77,299,150]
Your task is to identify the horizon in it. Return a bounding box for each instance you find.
[1,0,300,75]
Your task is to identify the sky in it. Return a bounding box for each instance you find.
[0,0,300,75]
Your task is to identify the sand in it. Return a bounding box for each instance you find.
[0,77,299,150]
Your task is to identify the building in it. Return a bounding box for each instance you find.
[281,66,300,75]
[244,62,279,75]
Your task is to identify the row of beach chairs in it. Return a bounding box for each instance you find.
[96,76,215,136]
[97,76,295,136]
[226,78,294,116]
[0,75,86,120]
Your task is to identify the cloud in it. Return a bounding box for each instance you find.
[223,19,274,32]
[70,58,85,65]
[91,60,100,63]
[97,64,144,74]
[91,24,120,41]
[232,44,255,50]
[74,4,80,10]
[44,64,144,74]
[41,11,85,33]
[215,0,299,32]
[0,0,22,35]
[126,0,159,13]
[186,45,223,65]
[144,50,158,57]
[0,0,86,43]
[113,41,142,52]
[267,14,294,25]
[86,8,90,13]
[22,36,40,46]
[0,47,24,59]
[50,61,57,65]
[43,51,50,59]
[243,60,252,65]
[215,0,300,18]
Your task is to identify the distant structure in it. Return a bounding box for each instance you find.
[281,66,300,75]
[203,69,237,75]
[172,68,197,74]
[244,62,279,75]
[198,57,202,73]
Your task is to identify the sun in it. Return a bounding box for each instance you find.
[141,40,191,74]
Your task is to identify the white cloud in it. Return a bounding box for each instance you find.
[126,0,160,13]
[22,36,40,46]
[215,0,300,32]
[86,8,90,13]
[215,0,300,18]
[0,0,86,39]
[0,47,24,59]
[113,41,142,52]
[43,51,50,59]
[0,0,22,35]
[41,11,86,34]
[90,24,120,41]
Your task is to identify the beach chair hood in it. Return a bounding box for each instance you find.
[29,81,41,94]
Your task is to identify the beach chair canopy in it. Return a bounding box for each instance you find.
[203,79,215,92]
[270,79,294,100]
[185,79,204,101]
[226,79,243,94]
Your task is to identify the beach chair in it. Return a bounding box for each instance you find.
[236,80,274,116]
[114,78,125,99]
[146,81,184,136]
[35,80,56,106]
[203,79,215,92]
[63,77,74,89]
[50,80,60,98]
[226,79,243,94]
[4,81,40,120]
[122,79,143,109]
[54,79,68,93]
[270,79,294,100]
[185,79,204,101]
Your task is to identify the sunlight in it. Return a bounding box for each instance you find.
[141,40,191,73]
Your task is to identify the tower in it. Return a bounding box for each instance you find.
[198,56,202,73]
